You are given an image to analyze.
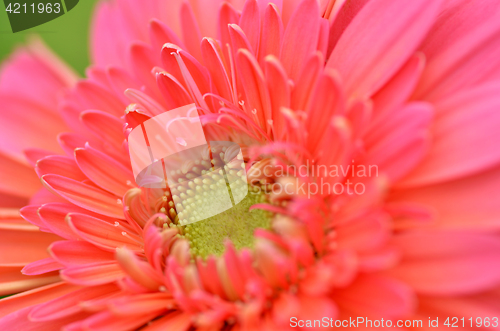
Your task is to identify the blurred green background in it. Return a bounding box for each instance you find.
[0,0,100,75]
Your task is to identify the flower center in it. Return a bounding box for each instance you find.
[154,144,272,258]
[176,186,271,258]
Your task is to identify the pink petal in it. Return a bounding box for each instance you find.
[236,49,272,131]
[258,4,283,62]
[148,18,185,53]
[387,231,500,295]
[160,44,187,86]
[400,83,500,187]
[74,145,134,197]
[128,42,163,102]
[336,212,390,252]
[0,282,81,318]
[107,293,173,315]
[0,96,67,162]
[419,0,500,61]
[188,0,220,39]
[180,2,203,62]
[0,305,90,330]
[0,266,60,296]
[415,13,500,101]
[24,148,53,167]
[115,247,162,290]
[21,258,63,276]
[305,69,344,152]
[201,38,233,102]
[229,24,254,54]
[217,2,241,64]
[280,0,320,81]
[327,0,442,98]
[29,187,67,206]
[333,275,416,318]
[239,0,261,55]
[38,203,115,240]
[296,294,339,326]
[0,210,39,232]
[50,240,115,266]
[0,38,76,111]
[77,310,162,331]
[141,311,191,331]
[80,110,125,154]
[264,56,290,140]
[369,53,425,129]
[29,283,119,321]
[35,155,86,181]
[156,72,193,109]
[66,212,142,252]
[390,166,500,231]
[106,67,142,104]
[41,174,125,219]
[61,261,126,286]
[326,0,369,55]
[0,152,40,199]
[0,228,59,266]
[364,102,433,183]
[57,132,103,157]
[291,52,322,111]
[72,80,125,117]
[19,205,49,231]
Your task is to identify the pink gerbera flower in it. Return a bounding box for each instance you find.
[1,0,500,329]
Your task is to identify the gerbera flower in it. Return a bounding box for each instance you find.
[1,0,500,329]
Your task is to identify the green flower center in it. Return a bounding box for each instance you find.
[156,143,273,258]
[180,186,271,258]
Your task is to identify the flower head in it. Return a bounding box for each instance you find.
[1,0,500,329]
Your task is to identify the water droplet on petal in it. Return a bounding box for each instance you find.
[114,222,120,227]
[176,137,187,146]
[121,231,127,236]
[252,109,257,114]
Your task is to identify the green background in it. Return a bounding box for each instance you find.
[0,0,99,75]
